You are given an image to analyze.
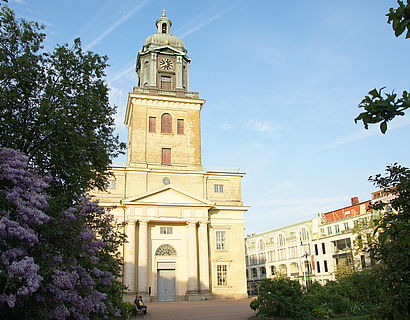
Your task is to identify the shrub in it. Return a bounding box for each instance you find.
[256,277,313,319]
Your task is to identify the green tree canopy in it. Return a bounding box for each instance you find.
[0,7,125,208]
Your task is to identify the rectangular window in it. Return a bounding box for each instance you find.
[160,226,173,234]
[314,244,319,255]
[322,243,326,254]
[324,260,328,272]
[271,265,276,275]
[344,222,349,231]
[177,119,184,134]
[327,226,333,235]
[251,268,257,278]
[216,231,226,250]
[214,184,224,193]
[149,116,156,133]
[105,180,116,189]
[217,265,227,286]
[353,220,359,228]
[335,225,340,234]
[316,261,321,273]
[162,148,171,165]
[160,76,172,90]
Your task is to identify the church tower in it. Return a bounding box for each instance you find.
[92,11,249,303]
[125,10,204,170]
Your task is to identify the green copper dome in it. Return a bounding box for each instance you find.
[142,10,187,54]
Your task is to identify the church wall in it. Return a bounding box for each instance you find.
[209,210,248,299]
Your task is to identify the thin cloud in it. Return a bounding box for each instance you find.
[319,117,410,150]
[247,119,280,135]
[108,64,135,84]
[255,196,345,208]
[85,0,150,50]
[175,1,236,39]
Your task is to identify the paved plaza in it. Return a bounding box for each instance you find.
[136,298,256,320]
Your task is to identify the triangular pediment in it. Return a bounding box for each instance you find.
[122,185,214,207]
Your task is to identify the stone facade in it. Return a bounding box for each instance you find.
[245,196,383,293]
[91,11,249,302]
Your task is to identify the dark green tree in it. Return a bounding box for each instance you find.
[367,165,410,319]
[355,1,410,134]
[354,2,410,319]
[0,7,127,319]
[0,6,125,208]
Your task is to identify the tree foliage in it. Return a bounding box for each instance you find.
[0,7,128,319]
[0,148,126,319]
[355,1,410,134]
[387,0,410,38]
[355,88,410,134]
[0,7,125,207]
[367,165,410,319]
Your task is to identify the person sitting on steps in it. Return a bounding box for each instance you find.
[134,295,148,315]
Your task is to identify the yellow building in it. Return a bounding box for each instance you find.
[91,11,249,302]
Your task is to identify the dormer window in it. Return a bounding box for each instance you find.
[162,23,167,33]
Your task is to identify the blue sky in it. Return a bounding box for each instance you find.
[9,0,410,234]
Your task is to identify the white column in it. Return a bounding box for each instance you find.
[124,221,136,292]
[198,222,210,292]
[138,220,149,294]
[186,221,198,292]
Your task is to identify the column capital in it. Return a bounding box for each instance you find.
[138,219,150,225]
[186,220,198,227]
[198,221,209,227]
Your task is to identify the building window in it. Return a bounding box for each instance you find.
[161,148,171,165]
[217,265,227,286]
[160,75,172,90]
[344,222,349,231]
[160,226,173,234]
[324,260,328,272]
[335,225,340,234]
[314,244,319,255]
[278,248,286,260]
[271,265,276,275]
[316,261,321,273]
[216,231,226,250]
[155,244,177,256]
[177,119,184,134]
[327,226,333,235]
[353,220,359,228]
[161,113,172,133]
[149,116,156,133]
[214,184,224,193]
[289,246,298,259]
[277,234,286,247]
[300,228,309,242]
[162,23,167,33]
[322,243,326,254]
[260,267,266,277]
[105,180,116,189]
[251,267,257,278]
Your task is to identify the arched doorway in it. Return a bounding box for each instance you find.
[155,244,177,302]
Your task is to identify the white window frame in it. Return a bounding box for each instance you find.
[160,226,173,235]
[216,230,226,250]
[214,184,224,193]
[217,264,228,286]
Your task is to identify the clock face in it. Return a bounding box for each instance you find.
[159,58,173,70]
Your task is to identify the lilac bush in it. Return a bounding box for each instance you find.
[0,148,125,319]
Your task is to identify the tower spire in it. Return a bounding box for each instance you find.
[162,9,166,17]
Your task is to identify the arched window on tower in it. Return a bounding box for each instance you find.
[162,23,167,33]
[161,113,172,133]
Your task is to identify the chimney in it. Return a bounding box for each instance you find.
[351,197,359,205]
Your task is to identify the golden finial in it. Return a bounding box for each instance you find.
[162,9,167,17]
